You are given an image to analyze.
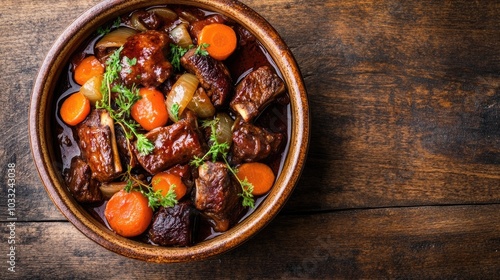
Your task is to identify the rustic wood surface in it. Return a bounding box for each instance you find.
[1,0,499,279]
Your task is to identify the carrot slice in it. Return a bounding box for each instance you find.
[74,55,105,85]
[104,190,153,237]
[152,172,188,200]
[131,87,169,131]
[236,162,275,196]
[198,23,237,61]
[60,92,91,126]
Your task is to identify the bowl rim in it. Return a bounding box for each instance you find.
[29,0,309,263]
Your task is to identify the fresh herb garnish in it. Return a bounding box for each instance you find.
[171,102,180,122]
[144,184,178,210]
[190,118,255,208]
[96,47,153,156]
[123,168,178,211]
[169,44,189,72]
[169,43,210,72]
[195,43,210,56]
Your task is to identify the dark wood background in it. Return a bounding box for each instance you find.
[1,0,499,278]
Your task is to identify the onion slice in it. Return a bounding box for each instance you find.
[148,7,177,22]
[166,73,199,122]
[187,88,215,118]
[170,24,193,48]
[95,27,137,49]
[79,75,103,104]
[214,112,234,145]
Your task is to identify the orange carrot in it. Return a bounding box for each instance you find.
[74,56,104,85]
[60,92,91,126]
[236,162,275,196]
[198,23,237,61]
[151,172,188,200]
[104,189,153,237]
[131,87,169,131]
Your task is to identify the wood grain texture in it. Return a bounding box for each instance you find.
[0,0,499,278]
[1,205,498,279]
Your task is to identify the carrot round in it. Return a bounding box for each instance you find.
[198,23,237,60]
[74,56,104,85]
[104,189,153,237]
[151,172,187,200]
[60,92,91,126]
[131,87,169,131]
[236,162,275,196]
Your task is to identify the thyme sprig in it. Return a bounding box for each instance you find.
[96,47,154,156]
[96,47,164,208]
[191,118,255,208]
[122,167,178,211]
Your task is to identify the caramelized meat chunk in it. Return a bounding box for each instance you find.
[230,118,284,164]
[134,113,206,175]
[77,109,122,182]
[180,48,232,108]
[120,30,173,87]
[230,66,285,122]
[64,157,103,203]
[149,202,197,247]
[194,161,243,232]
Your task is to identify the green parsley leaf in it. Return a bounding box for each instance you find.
[169,44,189,72]
[171,102,180,122]
[195,43,210,56]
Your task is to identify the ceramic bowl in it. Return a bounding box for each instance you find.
[29,0,309,263]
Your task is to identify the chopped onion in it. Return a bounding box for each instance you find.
[148,7,177,21]
[79,75,103,104]
[166,73,199,122]
[187,88,215,118]
[95,27,137,49]
[215,112,234,145]
[170,24,193,48]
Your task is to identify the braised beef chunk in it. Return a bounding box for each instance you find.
[180,48,232,108]
[134,112,206,174]
[230,66,285,122]
[77,109,122,182]
[230,118,284,164]
[194,161,243,232]
[120,30,173,88]
[64,157,103,203]
[149,202,197,247]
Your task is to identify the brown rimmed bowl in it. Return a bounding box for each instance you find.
[29,0,309,263]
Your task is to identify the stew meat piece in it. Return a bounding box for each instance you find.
[120,30,173,88]
[64,157,103,203]
[76,109,122,182]
[148,201,198,247]
[230,66,286,122]
[230,118,284,164]
[194,161,243,232]
[134,111,206,175]
[180,48,232,108]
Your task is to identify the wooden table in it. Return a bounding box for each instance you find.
[1,0,499,278]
